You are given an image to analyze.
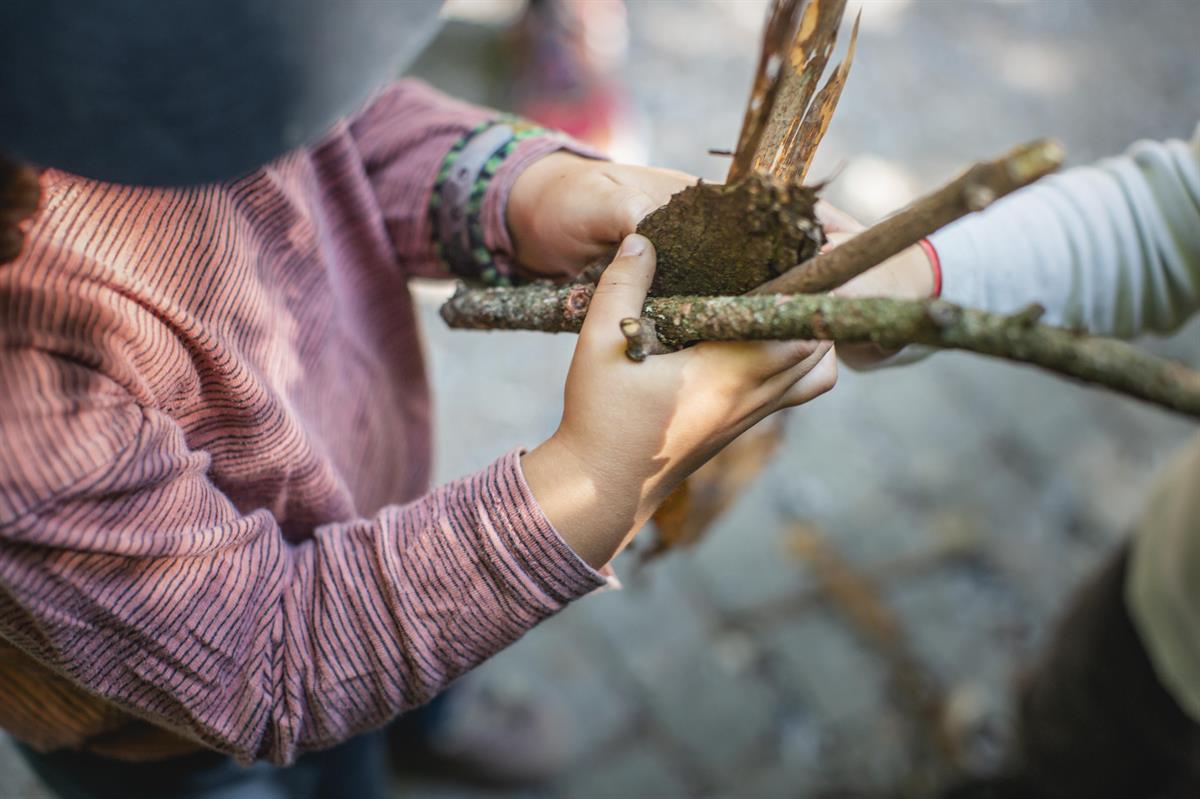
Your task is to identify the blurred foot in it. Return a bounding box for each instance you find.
[387,680,572,788]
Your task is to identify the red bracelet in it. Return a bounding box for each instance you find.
[917,237,942,298]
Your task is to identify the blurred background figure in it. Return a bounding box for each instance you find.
[438,0,645,162]
[509,0,630,153]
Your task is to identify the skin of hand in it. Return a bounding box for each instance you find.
[521,234,838,568]
[506,152,697,277]
[815,201,937,368]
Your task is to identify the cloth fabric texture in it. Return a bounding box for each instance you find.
[0,78,607,767]
[925,123,1200,721]
[431,116,561,284]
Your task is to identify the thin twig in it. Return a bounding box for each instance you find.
[440,285,1200,419]
[620,317,672,361]
[751,138,1066,296]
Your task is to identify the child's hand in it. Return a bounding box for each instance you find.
[815,203,938,368]
[507,153,696,277]
[521,234,837,568]
[816,201,936,300]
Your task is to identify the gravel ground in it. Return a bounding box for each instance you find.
[4,1,1199,797]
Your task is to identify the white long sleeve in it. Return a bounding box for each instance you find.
[931,124,1200,338]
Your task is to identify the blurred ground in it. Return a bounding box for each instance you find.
[4,1,1200,797]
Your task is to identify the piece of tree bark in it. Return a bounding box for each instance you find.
[637,175,824,296]
[648,0,862,298]
[441,285,1200,419]
[752,137,1065,296]
[774,10,860,183]
[730,0,857,184]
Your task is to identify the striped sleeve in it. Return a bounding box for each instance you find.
[347,79,600,280]
[0,348,606,765]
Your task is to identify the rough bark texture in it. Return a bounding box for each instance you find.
[729,0,852,183]
[441,285,1200,419]
[775,10,860,183]
[637,175,824,297]
[619,317,671,362]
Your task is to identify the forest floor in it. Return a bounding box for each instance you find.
[4,1,1200,798]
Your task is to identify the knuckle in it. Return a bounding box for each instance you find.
[814,360,839,394]
[786,340,819,364]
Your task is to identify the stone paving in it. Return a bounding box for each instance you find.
[4,1,1200,797]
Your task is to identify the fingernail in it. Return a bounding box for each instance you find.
[618,234,646,257]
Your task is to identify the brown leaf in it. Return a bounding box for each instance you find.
[643,417,785,562]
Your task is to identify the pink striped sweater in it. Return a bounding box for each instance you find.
[0,80,605,765]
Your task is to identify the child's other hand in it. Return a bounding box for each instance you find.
[521,234,837,568]
[507,153,696,278]
[815,203,938,368]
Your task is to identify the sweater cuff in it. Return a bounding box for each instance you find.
[483,137,607,282]
[431,120,606,285]
[475,450,610,608]
[929,218,987,312]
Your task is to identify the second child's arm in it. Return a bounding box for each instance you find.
[837,125,1200,341]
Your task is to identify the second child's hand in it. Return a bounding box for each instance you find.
[817,202,938,368]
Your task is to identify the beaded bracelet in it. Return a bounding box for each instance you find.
[430,116,553,286]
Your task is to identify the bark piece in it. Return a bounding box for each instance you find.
[776,10,860,183]
[637,175,823,297]
[730,0,852,184]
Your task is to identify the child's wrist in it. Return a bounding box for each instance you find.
[915,238,942,298]
[507,152,588,270]
[893,241,939,299]
[521,434,645,568]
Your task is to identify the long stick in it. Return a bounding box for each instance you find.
[440,285,1200,419]
[751,138,1065,296]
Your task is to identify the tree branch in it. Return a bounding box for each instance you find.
[441,284,1200,419]
[751,138,1065,295]
[620,317,672,361]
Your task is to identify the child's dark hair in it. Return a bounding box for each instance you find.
[0,155,41,264]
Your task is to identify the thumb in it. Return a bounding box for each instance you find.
[601,185,658,241]
[581,234,656,347]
